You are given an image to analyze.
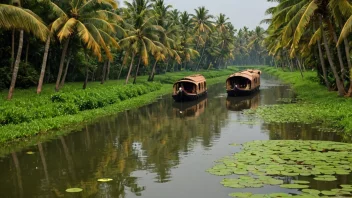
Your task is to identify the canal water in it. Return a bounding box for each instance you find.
[0,75,346,198]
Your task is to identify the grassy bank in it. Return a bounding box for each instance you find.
[255,67,352,133]
[0,67,238,145]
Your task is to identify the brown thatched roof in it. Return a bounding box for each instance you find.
[175,74,206,84]
[227,69,261,81]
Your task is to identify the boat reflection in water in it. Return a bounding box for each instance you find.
[173,97,208,119]
[226,91,260,111]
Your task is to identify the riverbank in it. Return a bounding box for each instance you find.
[254,67,352,134]
[0,67,238,148]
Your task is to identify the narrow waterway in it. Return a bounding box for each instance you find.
[0,75,345,198]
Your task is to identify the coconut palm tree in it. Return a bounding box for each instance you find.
[51,0,122,91]
[264,0,347,96]
[192,6,213,70]
[121,0,165,84]
[0,3,49,99]
[36,0,67,94]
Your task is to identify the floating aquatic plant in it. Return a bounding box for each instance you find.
[207,140,352,196]
[65,188,83,193]
[97,178,113,182]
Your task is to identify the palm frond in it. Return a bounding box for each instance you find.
[291,1,318,54]
[338,16,352,45]
[0,4,49,41]
[57,18,77,41]
[309,27,321,46]
[76,21,101,60]
[51,15,68,33]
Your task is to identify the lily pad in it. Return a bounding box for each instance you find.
[228,192,252,197]
[301,189,320,195]
[313,176,337,181]
[321,190,337,196]
[292,180,310,184]
[26,151,35,155]
[269,193,292,197]
[97,178,113,182]
[206,140,352,191]
[341,184,352,189]
[279,184,309,189]
[65,188,83,193]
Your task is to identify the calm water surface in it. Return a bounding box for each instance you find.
[0,75,348,198]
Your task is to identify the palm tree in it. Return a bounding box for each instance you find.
[215,13,230,34]
[121,0,162,84]
[192,6,213,70]
[51,0,121,91]
[264,0,347,96]
[0,3,49,100]
[247,26,266,64]
[37,0,67,94]
[119,21,160,84]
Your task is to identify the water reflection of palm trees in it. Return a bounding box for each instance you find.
[226,92,260,111]
[0,90,229,197]
[263,123,342,142]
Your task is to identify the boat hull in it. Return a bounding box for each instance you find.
[227,86,260,97]
[172,91,207,102]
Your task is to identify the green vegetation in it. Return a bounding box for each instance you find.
[0,0,267,100]
[207,140,352,197]
[0,68,236,144]
[263,0,352,97]
[252,67,352,133]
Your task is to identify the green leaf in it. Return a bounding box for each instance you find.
[279,184,309,189]
[228,192,252,197]
[65,188,83,193]
[97,178,113,182]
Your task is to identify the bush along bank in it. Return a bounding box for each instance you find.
[253,67,352,133]
[0,68,238,145]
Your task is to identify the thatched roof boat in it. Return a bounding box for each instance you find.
[226,69,261,97]
[172,74,207,102]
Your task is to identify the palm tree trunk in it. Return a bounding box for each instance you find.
[317,39,330,89]
[133,57,142,84]
[344,38,352,97]
[328,21,346,81]
[101,60,107,84]
[55,38,70,92]
[196,40,208,70]
[59,54,71,88]
[11,30,15,70]
[149,60,158,81]
[296,57,304,78]
[106,60,111,81]
[321,20,345,96]
[125,53,135,84]
[25,39,29,64]
[7,30,24,100]
[37,37,51,94]
[83,65,89,89]
[118,64,124,80]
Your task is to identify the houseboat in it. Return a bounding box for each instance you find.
[226,69,261,97]
[172,74,207,102]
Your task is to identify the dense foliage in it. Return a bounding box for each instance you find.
[263,0,352,97]
[0,67,237,143]
[0,0,266,99]
[254,67,352,134]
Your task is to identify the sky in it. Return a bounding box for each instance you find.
[121,0,277,30]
